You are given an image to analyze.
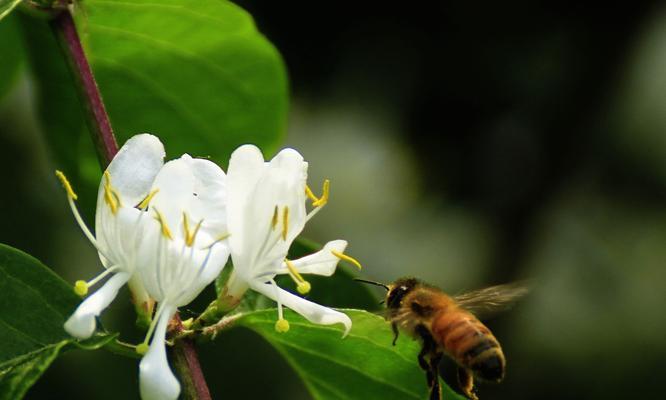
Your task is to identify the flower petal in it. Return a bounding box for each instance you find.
[276,240,348,276]
[139,304,180,400]
[64,271,131,339]
[251,281,352,337]
[98,133,165,208]
[184,157,228,239]
[149,155,197,235]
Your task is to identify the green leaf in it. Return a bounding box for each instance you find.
[0,244,118,398]
[82,0,288,162]
[0,15,25,99]
[238,309,466,400]
[0,0,21,21]
[0,341,68,400]
[0,244,78,397]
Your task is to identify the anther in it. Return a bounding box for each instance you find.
[331,250,363,269]
[153,208,173,240]
[74,280,88,297]
[103,171,120,214]
[305,185,318,202]
[55,170,78,200]
[183,213,203,247]
[136,343,149,355]
[275,318,290,333]
[271,205,279,230]
[137,188,159,210]
[282,206,289,241]
[312,179,330,207]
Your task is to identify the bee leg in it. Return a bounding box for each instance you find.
[391,322,399,346]
[428,352,443,400]
[457,367,479,400]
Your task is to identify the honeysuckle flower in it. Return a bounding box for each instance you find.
[136,154,229,400]
[57,134,166,339]
[222,144,361,335]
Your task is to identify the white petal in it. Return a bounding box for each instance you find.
[276,240,348,276]
[227,144,267,272]
[251,281,352,337]
[139,304,180,400]
[64,271,131,339]
[98,133,165,208]
[149,156,196,235]
[181,156,228,240]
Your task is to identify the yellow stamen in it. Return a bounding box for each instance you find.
[331,250,363,269]
[74,280,88,297]
[282,206,289,241]
[285,259,311,294]
[183,213,203,247]
[103,171,121,214]
[55,170,78,200]
[137,188,159,209]
[271,205,279,230]
[305,184,318,202]
[153,208,173,240]
[312,179,330,207]
[275,318,290,333]
[135,343,149,355]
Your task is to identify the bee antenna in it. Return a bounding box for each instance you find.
[354,278,389,291]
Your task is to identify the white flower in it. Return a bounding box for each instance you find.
[58,134,166,339]
[224,144,360,335]
[136,154,229,400]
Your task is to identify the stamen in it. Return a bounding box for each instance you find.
[137,188,159,210]
[331,250,363,269]
[153,208,173,240]
[56,170,113,260]
[271,205,279,230]
[285,259,311,294]
[282,206,289,241]
[55,170,78,200]
[74,280,88,297]
[305,184,318,202]
[271,280,290,333]
[183,213,203,247]
[312,179,330,207]
[103,171,120,214]
[275,318,290,333]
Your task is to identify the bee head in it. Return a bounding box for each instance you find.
[386,277,419,310]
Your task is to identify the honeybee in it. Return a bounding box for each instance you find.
[357,277,528,400]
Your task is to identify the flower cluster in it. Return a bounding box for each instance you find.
[57,134,359,400]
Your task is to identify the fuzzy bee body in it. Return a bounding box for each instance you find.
[381,277,526,400]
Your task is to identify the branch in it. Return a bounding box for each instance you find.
[49,7,211,399]
[50,8,118,165]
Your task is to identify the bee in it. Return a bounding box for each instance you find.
[357,277,528,400]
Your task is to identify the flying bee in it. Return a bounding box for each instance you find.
[357,277,528,400]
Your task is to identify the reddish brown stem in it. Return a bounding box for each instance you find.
[49,7,211,399]
[50,9,118,165]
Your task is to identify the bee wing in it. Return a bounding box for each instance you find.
[453,282,529,319]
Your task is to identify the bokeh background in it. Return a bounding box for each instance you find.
[2,1,666,398]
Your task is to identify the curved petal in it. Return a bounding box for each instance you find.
[64,271,131,339]
[139,304,180,400]
[276,240,348,276]
[149,156,196,235]
[184,157,227,239]
[227,144,267,271]
[251,281,352,337]
[97,134,165,210]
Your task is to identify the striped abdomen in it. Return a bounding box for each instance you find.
[431,308,505,382]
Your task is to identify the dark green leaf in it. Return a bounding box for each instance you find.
[82,0,288,163]
[0,14,25,99]
[0,341,68,400]
[0,244,118,398]
[238,309,466,400]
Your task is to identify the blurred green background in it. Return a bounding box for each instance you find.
[2,1,666,399]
